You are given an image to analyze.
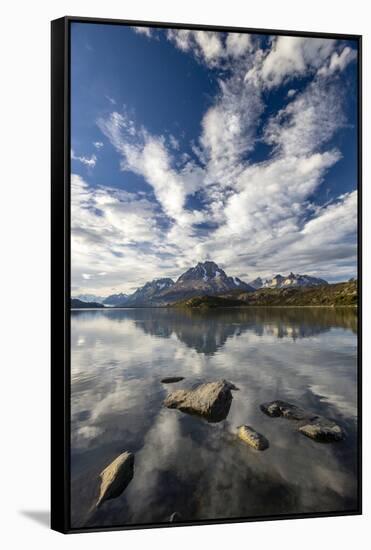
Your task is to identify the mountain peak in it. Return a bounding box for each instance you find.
[177,261,226,283]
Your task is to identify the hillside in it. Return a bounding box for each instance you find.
[174,281,358,308]
[71,298,105,309]
[174,295,245,309]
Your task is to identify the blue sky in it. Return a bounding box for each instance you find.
[70,23,358,296]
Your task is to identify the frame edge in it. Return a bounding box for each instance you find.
[51,16,70,534]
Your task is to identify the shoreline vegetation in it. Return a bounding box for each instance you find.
[173,281,357,309]
[71,281,357,309]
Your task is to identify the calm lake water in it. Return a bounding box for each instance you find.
[70,307,358,528]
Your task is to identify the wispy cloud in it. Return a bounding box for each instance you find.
[71,149,97,168]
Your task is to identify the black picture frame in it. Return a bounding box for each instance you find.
[51,16,362,534]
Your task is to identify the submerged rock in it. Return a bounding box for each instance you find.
[237,425,269,451]
[260,400,315,421]
[299,418,344,442]
[96,451,134,508]
[161,376,185,384]
[164,379,238,422]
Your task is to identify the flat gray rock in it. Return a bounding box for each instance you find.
[164,379,238,422]
[237,425,269,450]
[97,451,134,508]
[161,376,185,384]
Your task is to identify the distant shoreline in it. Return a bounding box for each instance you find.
[71,304,357,311]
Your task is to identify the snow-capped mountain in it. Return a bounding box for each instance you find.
[177,261,251,290]
[120,262,253,306]
[74,293,105,304]
[150,261,254,304]
[250,272,328,289]
[74,267,328,308]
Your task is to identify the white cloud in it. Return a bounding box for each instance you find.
[93,141,104,149]
[199,73,263,187]
[132,26,153,38]
[71,149,97,167]
[98,112,205,228]
[264,79,345,157]
[225,32,252,57]
[166,29,253,66]
[245,36,356,89]
[71,173,172,295]
[317,46,357,77]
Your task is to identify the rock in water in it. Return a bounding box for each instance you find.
[237,425,269,450]
[97,451,134,508]
[164,379,238,422]
[161,376,185,384]
[260,400,314,421]
[260,399,344,443]
[299,418,344,442]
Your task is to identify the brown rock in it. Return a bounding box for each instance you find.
[164,379,238,422]
[97,451,134,508]
[299,418,344,442]
[237,425,269,450]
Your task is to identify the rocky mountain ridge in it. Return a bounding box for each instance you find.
[73,262,331,307]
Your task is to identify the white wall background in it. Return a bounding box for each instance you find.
[0,0,369,548]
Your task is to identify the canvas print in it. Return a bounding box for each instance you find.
[70,22,359,529]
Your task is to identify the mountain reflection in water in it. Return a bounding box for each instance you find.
[70,307,358,528]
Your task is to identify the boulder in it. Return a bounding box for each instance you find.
[96,451,134,508]
[161,376,185,384]
[260,400,315,421]
[298,418,344,442]
[164,379,238,422]
[237,425,269,451]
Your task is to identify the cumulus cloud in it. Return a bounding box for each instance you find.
[166,29,253,66]
[245,36,356,88]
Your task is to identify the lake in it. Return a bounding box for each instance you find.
[70,307,358,528]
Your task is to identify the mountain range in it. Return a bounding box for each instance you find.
[248,272,328,290]
[73,261,329,308]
